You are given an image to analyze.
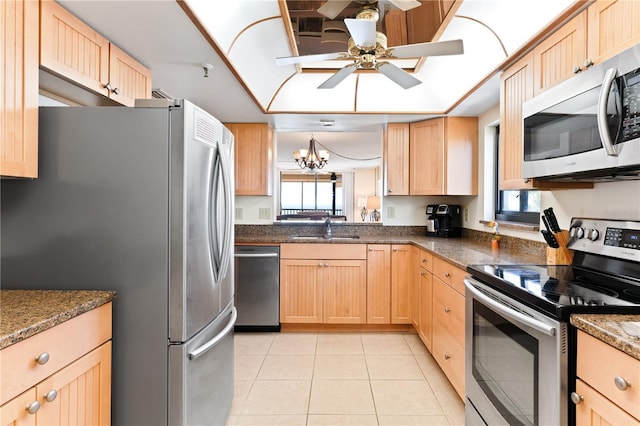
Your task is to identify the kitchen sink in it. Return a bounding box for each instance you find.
[288,235,360,240]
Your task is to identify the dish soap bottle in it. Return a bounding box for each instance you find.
[491,222,500,253]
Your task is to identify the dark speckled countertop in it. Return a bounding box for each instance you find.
[0,290,116,350]
[571,314,640,361]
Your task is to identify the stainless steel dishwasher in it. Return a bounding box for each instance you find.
[234,245,280,331]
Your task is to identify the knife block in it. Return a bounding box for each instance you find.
[546,230,574,265]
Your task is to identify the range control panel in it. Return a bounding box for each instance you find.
[568,218,640,262]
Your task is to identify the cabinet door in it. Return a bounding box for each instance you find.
[384,123,410,195]
[227,123,273,196]
[433,277,465,347]
[1,0,38,178]
[37,342,111,426]
[366,245,391,324]
[0,388,37,426]
[432,318,465,399]
[587,0,640,65]
[444,117,478,195]
[280,259,323,323]
[410,248,421,330]
[390,244,412,324]
[410,119,444,195]
[107,44,152,107]
[532,11,587,95]
[574,379,640,426]
[40,0,110,97]
[418,268,433,352]
[324,260,367,324]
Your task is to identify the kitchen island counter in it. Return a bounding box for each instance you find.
[0,289,115,349]
[571,314,640,361]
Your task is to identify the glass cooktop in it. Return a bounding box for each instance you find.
[467,263,640,319]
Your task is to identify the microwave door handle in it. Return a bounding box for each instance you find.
[597,67,619,156]
[464,278,556,337]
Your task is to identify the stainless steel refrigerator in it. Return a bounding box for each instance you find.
[1,99,235,425]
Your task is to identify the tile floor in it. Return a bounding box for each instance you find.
[227,332,465,425]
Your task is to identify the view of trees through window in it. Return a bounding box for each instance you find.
[280,173,343,215]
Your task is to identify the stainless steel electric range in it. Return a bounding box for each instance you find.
[464,218,640,426]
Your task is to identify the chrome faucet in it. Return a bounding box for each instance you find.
[324,217,332,238]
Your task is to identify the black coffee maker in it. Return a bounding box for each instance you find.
[426,204,462,237]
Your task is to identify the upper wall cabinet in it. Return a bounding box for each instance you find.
[40,0,152,107]
[409,117,478,196]
[1,0,39,178]
[226,123,273,196]
[587,0,640,64]
[384,123,410,196]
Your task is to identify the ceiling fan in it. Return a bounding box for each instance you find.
[317,0,421,20]
[276,2,464,89]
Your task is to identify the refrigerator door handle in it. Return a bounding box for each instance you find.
[188,307,237,360]
[216,147,233,281]
[208,152,222,281]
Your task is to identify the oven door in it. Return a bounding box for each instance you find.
[464,278,568,426]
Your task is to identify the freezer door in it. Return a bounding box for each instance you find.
[169,305,236,425]
[169,101,235,342]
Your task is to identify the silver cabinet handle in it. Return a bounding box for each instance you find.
[44,390,58,402]
[35,352,50,365]
[325,263,329,267]
[444,307,451,313]
[388,188,393,193]
[392,248,397,252]
[318,263,323,267]
[188,308,237,360]
[112,87,120,95]
[421,271,425,276]
[26,401,40,415]
[570,392,583,405]
[368,247,373,251]
[573,65,582,74]
[584,58,593,69]
[103,83,113,91]
[444,354,451,360]
[614,376,630,391]
[445,272,451,277]
[421,258,426,263]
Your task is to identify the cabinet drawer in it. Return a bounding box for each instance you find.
[0,302,112,405]
[417,249,433,271]
[280,243,366,260]
[433,280,465,347]
[432,318,465,400]
[577,331,640,419]
[575,379,640,425]
[433,257,466,295]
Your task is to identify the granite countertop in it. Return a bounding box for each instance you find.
[0,290,116,350]
[571,314,640,361]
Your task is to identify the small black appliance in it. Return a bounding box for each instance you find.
[425,204,462,237]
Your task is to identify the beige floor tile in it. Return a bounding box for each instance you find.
[314,354,368,379]
[316,333,364,354]
[307,414,378,425]
[415,353,447,380]
[257,355,315,380]
[404,333,429,355]
[378,415,452,425]
[268,333,318,355]
[309,379,375,415]
[235,355,265,381]
[225,414,237,426]
[231,380,253,415]
[361,333,412,355]
[234,332,275,355]
[427,374,465,419]
[366,355,424,380]
[241,380,311,415]
[233,414,307,425]
[371,380,444,416]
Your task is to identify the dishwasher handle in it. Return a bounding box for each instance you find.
[234,253,279,258]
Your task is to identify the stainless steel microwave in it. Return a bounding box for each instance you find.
[522,44,640,182]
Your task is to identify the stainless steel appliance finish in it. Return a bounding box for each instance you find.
[522,44,640,182]
[234,246,280,331]
[1,100,235,426]
[465,217,640,426]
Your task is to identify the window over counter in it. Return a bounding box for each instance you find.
[279,172,345,220]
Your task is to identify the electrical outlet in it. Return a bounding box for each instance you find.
[464,208,469,222]
[259,208,271,220]
[235,208,243,220]
[387,206,395,219]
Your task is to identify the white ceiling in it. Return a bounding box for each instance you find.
[56,0,575,144]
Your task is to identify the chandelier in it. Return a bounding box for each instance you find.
[293,136,329,171]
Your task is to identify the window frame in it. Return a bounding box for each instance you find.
[279,172,343,215]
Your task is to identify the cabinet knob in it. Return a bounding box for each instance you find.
[35,352,50,365]
[112,87,120,95]
[584,58,594,69]
[104,83,113,91]
[421,258,426,263]
[444,307,451,313]
[444,354,451,360]
[445,272,451,278]
[44,389,58,403]
[573,65,582,74]
[25,401,40,415]
[325,263,329,267]
[421,271,425,276]
[368,247,373,251]
[570,392,584,405]
[393,248,397,252]
[318,263,323,267]
[614,376,631,391]
[388,188,393,193]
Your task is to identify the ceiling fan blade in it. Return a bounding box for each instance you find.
[318,0,351,20]
[388,39,464,58]
[388,0,421,11]
[276,51,345,66]
[344,18,377,49]
[376,62,422,89]
[318,63,358,89]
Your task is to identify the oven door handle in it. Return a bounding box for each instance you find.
[464,278,556,337]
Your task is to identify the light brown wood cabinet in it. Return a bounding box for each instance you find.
[40,0,151,107]
[1,0,39,178]
[573,330,640,425]
[226,123,274,196]
[0,303,112,425]
[366,244,391,324]
[391,244,412,324]
[587,0,640,66]
[384,123,410,196]
[409,117,478,195]
[280,244,367,324]
[414,248,434,352]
